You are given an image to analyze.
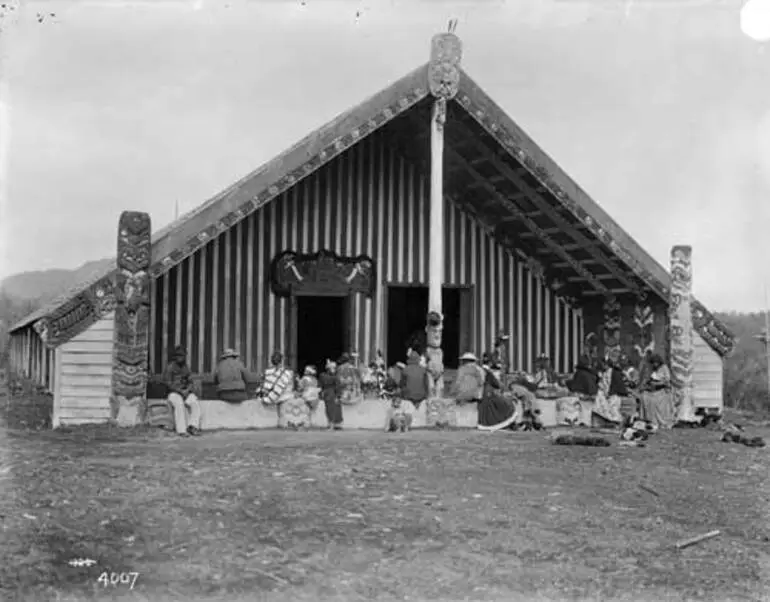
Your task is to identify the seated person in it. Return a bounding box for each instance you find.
[566,354,598,398]
[533,354,569,398]
[258,351,295,406]
[453,352,485,403]
[298,365,320,411]
[534,353,558,388]
[164,345,202,437]
[214,348,251,403]
[385,397,413,433]
[477,357,518,431]
[592,357,625,425]
[400,350,431,411]
[336,352,362,405]
[384,362,406,396]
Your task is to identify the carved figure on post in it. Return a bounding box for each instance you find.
[111,211,152,427]
[669,245,695,423]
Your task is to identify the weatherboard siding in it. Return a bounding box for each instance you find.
[148,131,584,376]
[692,331,723,410]
[54,312,114,428]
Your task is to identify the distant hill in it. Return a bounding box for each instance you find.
[0,258,114,305]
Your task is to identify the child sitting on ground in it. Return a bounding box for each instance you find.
[385,397,413,433]
[298,365,320,412]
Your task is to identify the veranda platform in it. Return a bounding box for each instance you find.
[142,396,481,431]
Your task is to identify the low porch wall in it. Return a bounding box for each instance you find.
[146,396,480,431]
[141,395,592,431]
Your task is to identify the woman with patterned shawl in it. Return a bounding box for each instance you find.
[258,351,297,426]
[640,353,675,428]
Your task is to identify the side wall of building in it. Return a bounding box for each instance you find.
[148,130,584,376]
[53,312,115,427]
[8,327,53,390]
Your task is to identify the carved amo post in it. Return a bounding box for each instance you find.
[111,211,152,427]
[669,245,695,423]
[425,23,462,425]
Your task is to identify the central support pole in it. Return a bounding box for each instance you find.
[424,23,462,425]
[428,99,445,317]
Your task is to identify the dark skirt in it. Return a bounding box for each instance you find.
[218,389,248,403]
[477,393,517,431]
[323,395,343,425]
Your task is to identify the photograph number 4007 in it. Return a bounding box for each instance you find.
[96,572,140,590]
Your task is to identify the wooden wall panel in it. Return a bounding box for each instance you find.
[693,331,723,409]
[56,312,114,426]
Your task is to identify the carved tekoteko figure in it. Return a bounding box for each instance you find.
[428,21,462,101]
[111,211,152,426]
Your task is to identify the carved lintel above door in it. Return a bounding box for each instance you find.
[269,249,377,298]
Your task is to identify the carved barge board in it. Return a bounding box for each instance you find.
[269,249,377,298]
[670,245,695,422]
[34,274,117,349]
[111,211,152,427]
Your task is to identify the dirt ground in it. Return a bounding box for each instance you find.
[1,392,769,602]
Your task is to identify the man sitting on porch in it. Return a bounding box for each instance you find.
[164,345,203,437]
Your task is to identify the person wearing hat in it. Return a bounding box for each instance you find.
[214,348,250,403]
[163,345,202,437]
[452,352,486,403]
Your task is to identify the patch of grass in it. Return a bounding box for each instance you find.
[1,394,769,601]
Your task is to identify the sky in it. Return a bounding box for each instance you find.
[1,0,769,312]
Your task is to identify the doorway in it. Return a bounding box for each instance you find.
[385,286,466,369]
[296,295,347,373]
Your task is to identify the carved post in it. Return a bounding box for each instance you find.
[632,296,656,366]
[602,296,621,362]
[426,24,462,415]
[111,211,152,427]
[670,245,695,422]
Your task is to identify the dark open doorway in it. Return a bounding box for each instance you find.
[385,286,465,369]
[296,296,346,373]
